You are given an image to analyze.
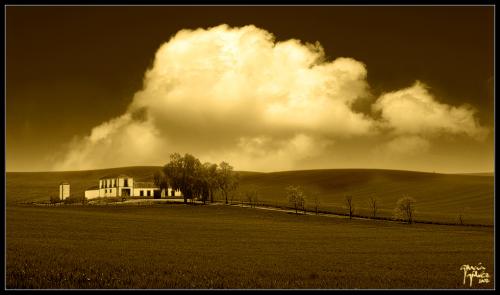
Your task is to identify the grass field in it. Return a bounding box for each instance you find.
[7,167,494,224]
[6,204,494,289]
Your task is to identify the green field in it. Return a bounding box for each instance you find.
[6,204,493,289]
[7,167,494,224]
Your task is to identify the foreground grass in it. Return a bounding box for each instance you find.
[6,204,493,289]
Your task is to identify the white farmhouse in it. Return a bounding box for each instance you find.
[59,182,70,200]
[84,174,182,200]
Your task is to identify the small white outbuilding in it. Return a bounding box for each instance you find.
[59,182,70,200]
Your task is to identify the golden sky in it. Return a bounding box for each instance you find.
[6,6,494,173]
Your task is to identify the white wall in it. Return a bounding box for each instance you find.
[99,187,118,197]
[85,189,100,199]
[59,184,70,199]
[133,188,159,197]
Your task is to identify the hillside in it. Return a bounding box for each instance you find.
[6,167,494,224]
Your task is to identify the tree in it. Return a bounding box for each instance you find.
[163,153,184,201]
[163,153,202,204]
[246,187,259,208]
[313,196,320,215]
[203,162,219,203]
[394,196,416,224]
[194,163,214,205]
[286,185,306,215]
[218,162,238,204]
[345,195,354,219]
[308,190,320,215]
[457,207,466,225]
[153,170,169,198]
[368,197,378,218]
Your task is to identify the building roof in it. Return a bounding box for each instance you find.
[59,182,70,185]
[99,174,130,180]
[134,182,158,189]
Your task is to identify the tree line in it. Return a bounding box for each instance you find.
[154,153,239,204]
[285,185,417,224]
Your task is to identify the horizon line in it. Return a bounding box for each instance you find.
[4,166,494,176]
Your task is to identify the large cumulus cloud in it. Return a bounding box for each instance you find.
[53,24,487,171]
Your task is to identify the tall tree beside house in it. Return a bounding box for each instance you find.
[217,162,239,205]
[162,153,237,204]
[195,162,220,204]
[153,170,169,197]
[163,153,183,201]
[204,162,219,203]
[182,154,203,203]
[163,153,203,204]
[192,163,208,204]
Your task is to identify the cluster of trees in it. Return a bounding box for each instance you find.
[286,185,307,214]
[154,153,239,204]
[245,187,259,208]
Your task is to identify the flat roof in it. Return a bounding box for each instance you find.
[99,174,131,180]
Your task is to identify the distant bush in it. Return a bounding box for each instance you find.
[49,195,60,204]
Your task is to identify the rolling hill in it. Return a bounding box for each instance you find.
[6,167,494,224]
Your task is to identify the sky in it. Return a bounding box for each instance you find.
[6,5,494,173]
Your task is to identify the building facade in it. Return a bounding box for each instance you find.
[59,182,70,200]
[84,174,182,199]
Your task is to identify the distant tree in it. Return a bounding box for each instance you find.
[308,190,320,215]
[286,185,306,215]
[218,162,239,205]
[246,187,260,208]
[298,193,307,214]
[313,195,320,215]
[394,196,416,224]
[457,207,466,225]
[345,195,354,219]
[368,197,378,218]
[50,195,60,205]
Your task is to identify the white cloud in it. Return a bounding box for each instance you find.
[53,25,488,171]
[372,81,487,139]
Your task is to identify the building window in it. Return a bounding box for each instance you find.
[140,190,144,197]
[147,190,150,197]
[124,179,128,187]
